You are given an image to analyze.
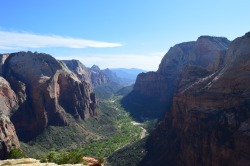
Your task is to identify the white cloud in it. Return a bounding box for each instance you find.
[0,31,122,50]
[55,52,165,71]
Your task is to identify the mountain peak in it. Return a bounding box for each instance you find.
[90,65,101,71]
[245,31,250,37]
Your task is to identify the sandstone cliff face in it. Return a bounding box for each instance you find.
[0,76,19,159]
[1,52,96,141]
[0,77,18,116]
[62,60,92,86]
[90,65,109,86]
[62,61,110,87]
[140,33,250,166]
[0,114,20,159]
[123,36,230,120]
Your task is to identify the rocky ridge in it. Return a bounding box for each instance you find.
[89,65,109,86]
[62,60,111,88]
[122,36,230,120]
[139,33,250,165]
[0,52,97,158]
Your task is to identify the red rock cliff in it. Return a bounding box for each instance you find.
[0,76,19,159]
[140,33,250,166]
[2,52,96,141]
[122,36,230,120]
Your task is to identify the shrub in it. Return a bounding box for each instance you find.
[8,148,27,159]
[40,150,83,164]
[98,157,104,164]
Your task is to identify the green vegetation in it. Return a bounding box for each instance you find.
[40,149,83,164]
[107,137,148,166]
[8,148,27,159]
[115,84,134,96]
[81,109,142,157]
[142,119,158,132]
[98,157,104,164]
[21,123,101,158]
[21,96,144,161]
[94,82,123,99]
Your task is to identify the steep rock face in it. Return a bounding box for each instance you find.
[122,36,230,120]
[0,54,9,75]
[63,61,109,87]
[0,77,18,116]
[90,65,109,86]
[0,76,19,159]
[62,60,92,85]
[140,33,250,166]
[2,52,96,141]
[0,114,20,159]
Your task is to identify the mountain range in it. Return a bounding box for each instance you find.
[1,32,250,166]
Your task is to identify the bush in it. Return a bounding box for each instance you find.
[8,148,27,159]
[98,157,104,164]
[40,150,83,164]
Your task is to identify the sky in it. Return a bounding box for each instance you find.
[0,1,250,71]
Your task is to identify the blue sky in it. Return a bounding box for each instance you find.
[0,0,250,70]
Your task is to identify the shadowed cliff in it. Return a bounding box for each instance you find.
[139,32,250,166]
[122,36,230,121]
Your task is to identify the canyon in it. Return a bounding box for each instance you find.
[0,32,250,166]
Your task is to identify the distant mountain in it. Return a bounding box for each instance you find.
[102,68,122,84]
[62,60,110,87]
[111,68,147,80]
[104,68,147,86]
[89,65,110,86]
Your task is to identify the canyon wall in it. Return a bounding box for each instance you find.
[140,32,250,166]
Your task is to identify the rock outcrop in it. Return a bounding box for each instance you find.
[62,60,92,85]
[0,114,20,160]
[0,158,87,166]
[89,65,109,86]
[0,77,18,116]
[0,76,19,159]
[62,61,110,88]
[140,33,250,165]
[102,68,122,85]
[1,52,96,141]
[122,36,230,120]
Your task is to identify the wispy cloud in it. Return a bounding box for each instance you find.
[0,31,122,50]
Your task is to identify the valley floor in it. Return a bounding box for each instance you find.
[17,95,147,165]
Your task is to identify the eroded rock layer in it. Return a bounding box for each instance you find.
[122,36,230,120]
[140,32,250,166]
[0,76,19,159]
[1,52,97,141]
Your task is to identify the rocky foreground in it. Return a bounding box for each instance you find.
[0,158,84,166]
